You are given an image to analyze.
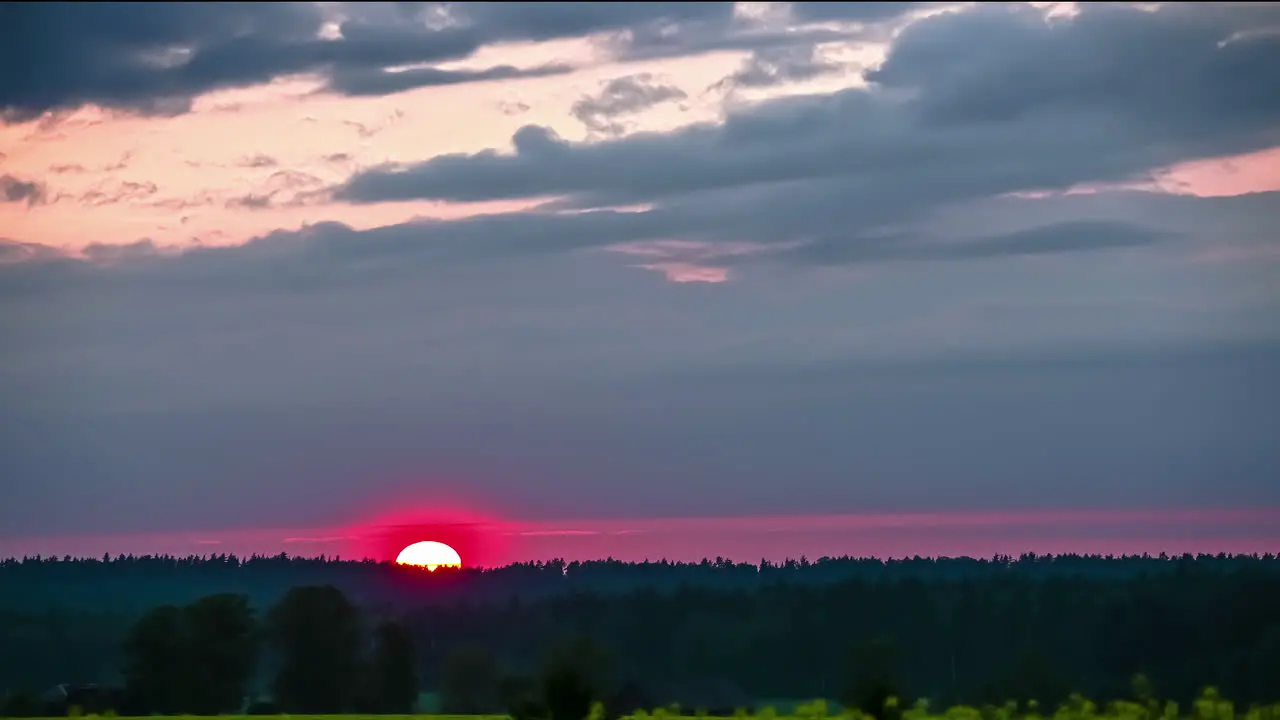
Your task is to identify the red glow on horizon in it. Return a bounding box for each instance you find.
[336,491,510,567]
[1,506,1277,566]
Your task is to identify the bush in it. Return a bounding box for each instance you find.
[544,661,596,720]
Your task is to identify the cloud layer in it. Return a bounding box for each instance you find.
[1,2,1278,540]
[337,4,1279,210]
[1,2,847,119]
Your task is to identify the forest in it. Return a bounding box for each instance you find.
[1,552,1278,715]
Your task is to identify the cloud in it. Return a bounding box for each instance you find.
[81,239,163,263]
[571,74,688,136]
[5,186,1268,295]
[0,238,63,264]
[0,174,46,205]
[613,20,863,64]
[333,2,1280,231]
[451,2,734,43]
[79,180,159,206]
[327,62,575,97]
[499,100,532,116]
[2,189,1274,296]
[236,154,279,169]
[710,44,847,92]
[222,170,328,210]
[865,3,1280,131]
[777,221,1174,266]
[1,186,1278,535]
[0,2,1278,538]
[0,2,740,120]
[789,2,929,24]
[596,1,919,65]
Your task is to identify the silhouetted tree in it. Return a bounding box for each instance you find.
[548,635,613,703]
[366,620,418,712]
[0,689,45,718]
[441,645,502,714]
[121,593,258,715]
[122,605,188,714]
[183,593,259,714]
[502,674,547,720]
[997,648,1067,708]
[605,680,656,720]
[268,585,362,713]
[842,637,905,720]
[542,660,595,720]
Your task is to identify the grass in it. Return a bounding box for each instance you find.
[25,691,1280,720]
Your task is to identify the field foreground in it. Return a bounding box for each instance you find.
[17,694,1280,720]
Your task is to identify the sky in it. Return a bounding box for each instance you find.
[2,2,1279,565]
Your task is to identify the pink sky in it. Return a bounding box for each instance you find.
[3,507,1276,567]
[1,27,1277,266]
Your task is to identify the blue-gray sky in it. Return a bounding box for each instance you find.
[1,2,1279,547]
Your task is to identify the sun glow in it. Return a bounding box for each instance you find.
[395,540,463,570]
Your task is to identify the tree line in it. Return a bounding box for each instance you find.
[0,584,632,720]
[5,552,1274,616]
[1,553,1278,714]
[1,586,418,716]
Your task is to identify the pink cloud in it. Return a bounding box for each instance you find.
[1189,242,1280,265]
[510,530,601,537]
[639,262,731,283]
[281,535,355,544]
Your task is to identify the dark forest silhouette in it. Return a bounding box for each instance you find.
[1,552,1279,715]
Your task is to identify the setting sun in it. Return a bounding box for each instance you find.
[395,540,462,570]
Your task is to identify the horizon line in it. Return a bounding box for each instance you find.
[6,504,1278,543]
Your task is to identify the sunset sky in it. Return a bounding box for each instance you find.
[2,2,1278,565]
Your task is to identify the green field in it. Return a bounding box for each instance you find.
[16,692,1280,720]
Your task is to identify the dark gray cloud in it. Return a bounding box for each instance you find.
[789,2,928,24]
[0,238,63,264]
[6,185,1269,292]
[1,227,1277,535]
[335,2,1280,230]
[12,338,1276,535]
[711,44,847,91]
[81,239,162,264]
[614,22,862,64]
[867,2,1280,136]
[0,2,732,120]
[328,62,574,97]
[2,189,1274,300]
[2,186,1279,535]
[1,3,321,120]
[598,1,920,64]
[452,2,734,42]
[0,174,46,205]
[779,221,1174,266]
[572,74,688,135]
